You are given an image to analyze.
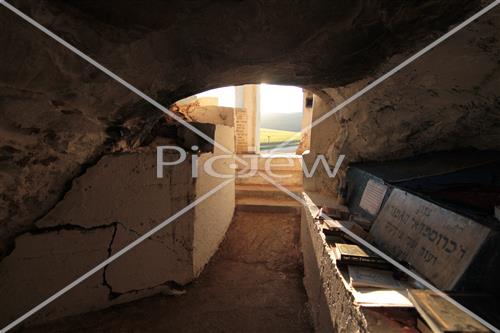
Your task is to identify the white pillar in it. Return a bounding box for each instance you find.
[234,85,260,154]
[254,85,261,154]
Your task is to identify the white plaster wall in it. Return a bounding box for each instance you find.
[193,125,236,276]
[0,122,237,327]
[0,142,197,327]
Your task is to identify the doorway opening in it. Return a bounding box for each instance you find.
[259,84,303,154]
[189,84,312,156]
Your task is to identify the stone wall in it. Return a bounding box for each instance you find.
[300,193,368,332]
[305,7,500,198]
[297,90,314,154]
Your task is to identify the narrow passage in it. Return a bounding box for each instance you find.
[22,209,313,333]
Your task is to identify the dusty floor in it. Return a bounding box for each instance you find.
[19,209,313,333]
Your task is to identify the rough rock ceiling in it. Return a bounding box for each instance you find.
[0,0,482,256]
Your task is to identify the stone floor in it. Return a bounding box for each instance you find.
[19,209,313,333]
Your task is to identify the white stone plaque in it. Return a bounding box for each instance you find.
[370,189,490,290]
[359,179,388,216]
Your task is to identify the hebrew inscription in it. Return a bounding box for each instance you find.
[370,189,490,290]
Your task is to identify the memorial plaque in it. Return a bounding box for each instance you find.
[359,179,388,216]
[369,189,490,290]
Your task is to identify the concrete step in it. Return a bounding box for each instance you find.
[236,169,303,186]
[235,183,303,214]
[235,196,302,214]
[236,184,302,200]
[235,154,302,172]
[236,196,302,206]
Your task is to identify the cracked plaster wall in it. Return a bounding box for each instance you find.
[0,145,193,326]
[0,122,236,327]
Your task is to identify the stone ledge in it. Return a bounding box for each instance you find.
[301,191,369,333]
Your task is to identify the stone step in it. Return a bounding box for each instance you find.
[235,154,302,172]
[235,169,303,186]
[236,184,302,200]
[235,196,302,214]
[235,183,303,214]
[236,204,301,214]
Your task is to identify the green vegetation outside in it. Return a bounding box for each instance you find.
[260,128,300,146]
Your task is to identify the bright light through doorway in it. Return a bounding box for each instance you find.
[196,84,304,154]
[197,86,236,107]
[259,84,303,153]
[260,84,303,114]
[196,84,303,113]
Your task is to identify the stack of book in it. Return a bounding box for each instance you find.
[322,212,494,331]
[332,243,390,269]
[327,238,414,308]
[324,219,420,310]
[349,266,407,289]
[324,222,418,311]
[348,265,414,308]
[323,220,369,244]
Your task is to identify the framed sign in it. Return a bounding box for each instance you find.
[370,189,490,290]
[359,179,388,216]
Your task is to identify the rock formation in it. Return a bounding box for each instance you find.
[2,0,499,327]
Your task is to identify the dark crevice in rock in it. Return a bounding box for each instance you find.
[11,216,174,301]
[99,221,184,300]
[102,222,121,300]
[29,221,118,235]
